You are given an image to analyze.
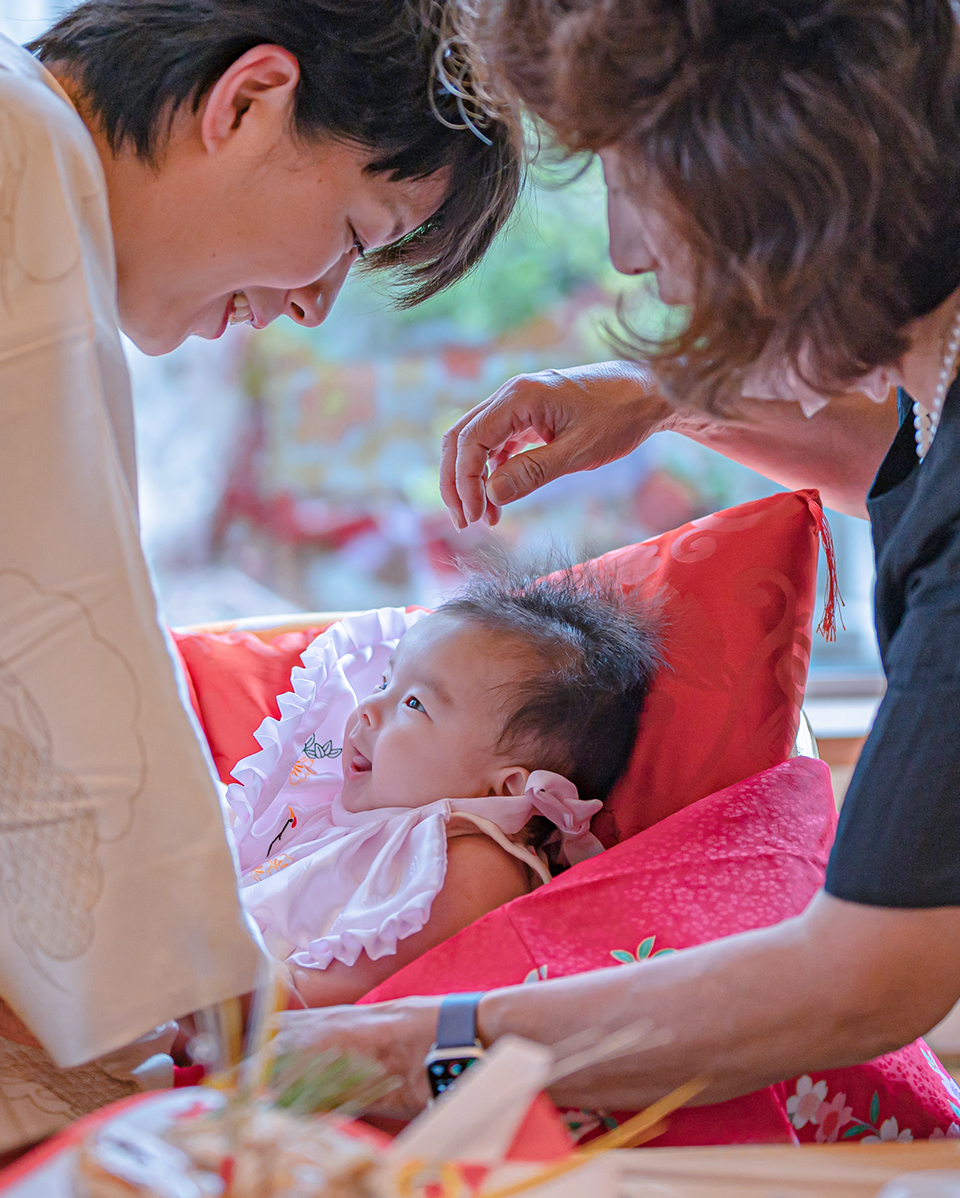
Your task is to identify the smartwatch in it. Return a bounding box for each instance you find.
[424,992,486,1099]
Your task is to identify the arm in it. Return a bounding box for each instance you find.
[289,835,531,1008]
[275,891,960,1117]
[675,388,900,519]
[440,361,900,524]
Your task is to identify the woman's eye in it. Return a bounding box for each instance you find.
[404,695,426,713]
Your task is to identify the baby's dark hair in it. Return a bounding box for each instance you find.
[437,559,661,809]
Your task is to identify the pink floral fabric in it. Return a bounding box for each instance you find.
[363,759,960,1146]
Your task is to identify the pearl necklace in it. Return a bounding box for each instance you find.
[913,304,960,461]
[914,0,960,458]
[916,0,960,457]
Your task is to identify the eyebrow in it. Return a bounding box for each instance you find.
[417,674,453,708]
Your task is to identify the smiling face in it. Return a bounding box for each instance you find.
[118,142,447,354]
[339,614,533,813]
[74,46,450,355]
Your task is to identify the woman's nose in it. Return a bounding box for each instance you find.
[607,198,655,277]
[286,251,356,327]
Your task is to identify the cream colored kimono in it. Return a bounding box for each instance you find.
[0,34,258,1149]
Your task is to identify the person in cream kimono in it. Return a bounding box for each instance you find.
[0,0,519,1153]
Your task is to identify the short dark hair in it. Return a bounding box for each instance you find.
[466,0,960,408]
[438,559,661,810]
[29,0,522,306]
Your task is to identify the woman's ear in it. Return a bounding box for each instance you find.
[199,44,300,155]
[855,368,896,405]
[492,767,530,797]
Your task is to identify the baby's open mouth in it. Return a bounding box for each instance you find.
[228,290,253,325]
[349,750,372,774]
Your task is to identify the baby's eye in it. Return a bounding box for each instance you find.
[376,675,388,692]
[404,695,426,713]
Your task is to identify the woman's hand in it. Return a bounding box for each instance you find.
[441,362,900,523]
[440,361,672,527]
[273,996,442,1119]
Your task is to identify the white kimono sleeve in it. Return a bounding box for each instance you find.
[0,42,260,1095]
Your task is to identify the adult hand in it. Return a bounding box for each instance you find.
[276,896,960,1118]
[440,361,672,528]
[273,996,442,1119]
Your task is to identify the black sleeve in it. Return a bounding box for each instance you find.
[825,526,960,908]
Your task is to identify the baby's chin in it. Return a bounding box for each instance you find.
[338,773,371,812]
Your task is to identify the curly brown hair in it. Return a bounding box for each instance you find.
[464,0,960,408]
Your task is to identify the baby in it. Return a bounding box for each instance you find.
[225,564,660,1007]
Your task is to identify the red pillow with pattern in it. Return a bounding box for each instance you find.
[172,626,330,784]
[359,758,960,1147]
[586,487,829,843]
[173,490,828,839]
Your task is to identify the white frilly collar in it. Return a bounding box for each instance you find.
[329,770,604,866]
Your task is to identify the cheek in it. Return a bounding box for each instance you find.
[373,723,421,773]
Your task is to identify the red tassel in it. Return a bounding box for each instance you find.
[810,497,844,642]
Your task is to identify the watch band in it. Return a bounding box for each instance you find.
[434,992,485,1048]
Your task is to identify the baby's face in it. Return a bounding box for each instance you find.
[339,614,529,812]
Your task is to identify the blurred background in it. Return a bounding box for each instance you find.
[1,1,883,787]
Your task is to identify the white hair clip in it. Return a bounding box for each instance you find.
[431,43,494,146]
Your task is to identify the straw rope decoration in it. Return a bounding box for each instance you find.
[478,1075,711,1198]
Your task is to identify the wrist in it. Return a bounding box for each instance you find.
[475,991,495,1048]
[607,359,686,438]
[475,985,518,1049]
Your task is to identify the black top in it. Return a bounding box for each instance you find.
[825,380,960,907]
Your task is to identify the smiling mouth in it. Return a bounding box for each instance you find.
[227,290,253,325]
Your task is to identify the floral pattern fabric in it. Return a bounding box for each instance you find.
[364,759,960,1147]
[781,1043,960,1145]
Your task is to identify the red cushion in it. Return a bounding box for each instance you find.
[172,627,329,782]
[587,488,822,843]
[175,490,824,838]
[360,759,960,1146]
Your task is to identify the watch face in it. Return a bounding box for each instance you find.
[427,1054,481,1097]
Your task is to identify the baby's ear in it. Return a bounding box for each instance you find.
[493,767,530,797]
